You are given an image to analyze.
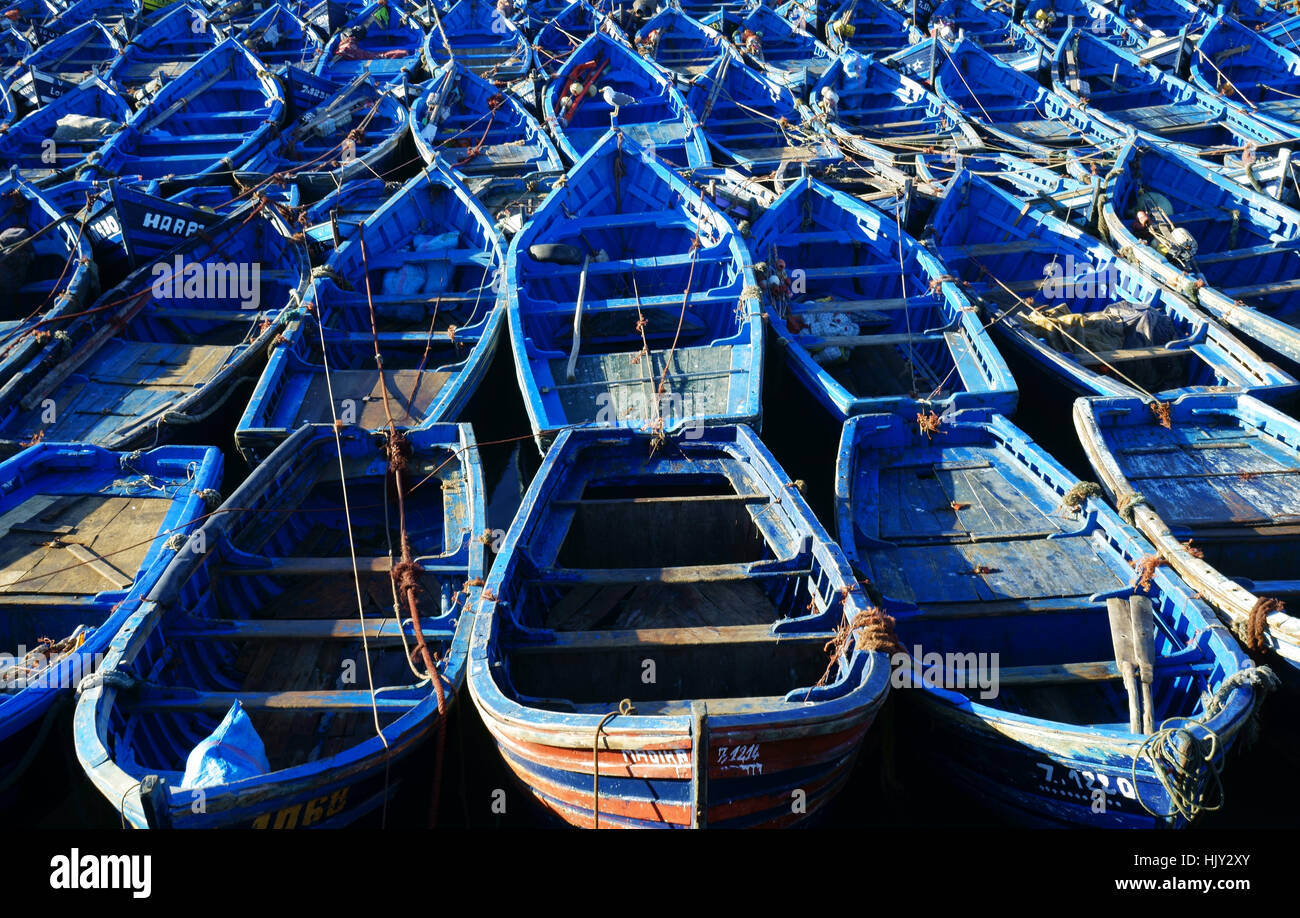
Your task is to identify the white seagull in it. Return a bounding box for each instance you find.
[600,85,637,117]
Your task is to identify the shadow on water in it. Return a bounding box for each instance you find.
[14,329,1300,829]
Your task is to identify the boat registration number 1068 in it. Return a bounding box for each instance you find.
[250,788,350,829]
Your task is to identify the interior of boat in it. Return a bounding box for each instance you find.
[498,444,847,714]
[106,432,474,775]
[845,419,1228,728]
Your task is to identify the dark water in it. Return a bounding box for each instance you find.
[14,339,1300,829]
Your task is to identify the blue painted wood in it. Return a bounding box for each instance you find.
[0,173,99,390]
[1075,391,1300,672]
[685,55,840,177]
[1052,27,1296,158]
[239,66,409,200]
[0,23,34,71]
[1189,13,1300,137]
[543,31,712,169]
[105,2,221,91]
[38,0,142,37]
[0,441,222,793]
[95,39,286,182]
[927,169,1298,401]
[701,3,834,93]
[74,422,484,828]
[823,0,913,58]
[1099,137,1300,375]
[0,77,131,183]
[412,60,563,182]
[0,195,309,452]
[836,406,1263,826]
[803,49,980,166]
[422,0,529,82]
[235,159,504,465]
[932,37,1110,162]
[469,423,892,827]
[913,0,1048,72]
[633,6,731,83]
[532,0,629,85]
[314,0,424,86]
[227,2,324,67]
[9,20,121,109]
[749,172,1016,420]
[506,128,761,448]
[1118,0,1207,38]
[299,175,397,258]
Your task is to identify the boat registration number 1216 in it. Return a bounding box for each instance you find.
[250,788,349,829]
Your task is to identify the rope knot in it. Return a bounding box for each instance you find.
[1061,480,1103,513]
[391,559,423,593]
[386,429,412,473]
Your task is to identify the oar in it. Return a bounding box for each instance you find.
[566,253,591,382]
[1129,594,1157,734]
[1106,597,1142,733]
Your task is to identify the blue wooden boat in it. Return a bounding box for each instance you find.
[0,198,309,453]
[1099,138,1300,374]
[916,0,1048,72]
[1018,0,1145,54]
[685,55,840,177]
[40,0,142,34]
[932,38,1106,161]
[238,67,409,201]
[423,0,529,82]
[824,0,913,58]
[804,50,979,172]
[1118,0,1206,39]
[705,2,834,92]
[0,24,33,71]
[1189,13,1300,136]
[106,2,222,91]
[1205,0,1294,31]
[1052,27,1294,156]
[74,421,485,828]
[0,442,222,792]
[235,161,504,466]
[544,32,711,169]
[927,169,1297,401]
[9,20,121,109]
[532,0,628,85]
[412,60,563,181]
[508,129,761,449]
[1075,392,1300,673]
[0,173,99,388]
[1259,9,1300,53]
[748,173,1015,420]
[469,423,892,828]
[633,6,730,82]
[315,0,424,86]
[0,77,131,182]
[94,39,285,183]
[836,406,1275,826]
[229,1,324,67]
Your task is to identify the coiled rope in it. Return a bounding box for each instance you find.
[1131,664,1279,823]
